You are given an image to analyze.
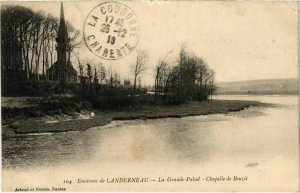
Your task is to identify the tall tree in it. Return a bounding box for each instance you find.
[153,46,216,104]
[99,64,106,84]
[66,21,82,61]
[1,4,81,83]
[131,50,148,93]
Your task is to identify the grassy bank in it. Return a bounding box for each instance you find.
[2,99,269,136]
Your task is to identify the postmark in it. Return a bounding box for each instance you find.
[84,2,140,60]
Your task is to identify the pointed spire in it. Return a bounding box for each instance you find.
[60,2,65,26]
[56,2,69,68]
[57,2,67,41]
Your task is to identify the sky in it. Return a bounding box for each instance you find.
[8,1,299,85]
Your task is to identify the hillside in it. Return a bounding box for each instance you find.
[216,78,299,95]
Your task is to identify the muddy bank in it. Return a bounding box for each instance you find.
[2,100,271,136]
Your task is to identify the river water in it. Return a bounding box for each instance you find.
[2,95,299,191]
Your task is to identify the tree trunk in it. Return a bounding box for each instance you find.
[133,75,137,93]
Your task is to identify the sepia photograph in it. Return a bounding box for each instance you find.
[1,1,299,191]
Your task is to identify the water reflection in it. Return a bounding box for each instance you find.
[2,115,227,170]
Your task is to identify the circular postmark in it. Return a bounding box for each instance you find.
[84,2,140,60]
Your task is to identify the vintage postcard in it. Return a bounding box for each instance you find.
[1,1,299,192]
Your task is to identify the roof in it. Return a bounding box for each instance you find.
[47,61,78,76]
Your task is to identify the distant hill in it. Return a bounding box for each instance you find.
[216,78,299,95]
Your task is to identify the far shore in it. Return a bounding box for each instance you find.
[2,99,272,136]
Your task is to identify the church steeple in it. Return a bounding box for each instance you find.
[57,3,68,54]
[47,2,78,83]
[56,2,69,82]
[60,2,65,21]
[58,2,67,37]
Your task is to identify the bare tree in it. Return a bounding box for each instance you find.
[106,66,113,87]
[66,21,82,60]
[77,58,84,77]
[154,50,172,96]
[99,64,106,84]
[207,70,216,101]
[93,66,98,84]
[153,47,216,104]
[131,50,148,93]
[86,63,92,84]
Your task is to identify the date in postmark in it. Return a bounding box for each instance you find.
[84,2,140,60]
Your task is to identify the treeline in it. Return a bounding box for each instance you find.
[1,4,216,106]
[76,58,147,108]
[154,48,215,104]
[1,5,80,83]
[76,47,216,106]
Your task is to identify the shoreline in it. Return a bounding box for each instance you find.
[2,99,272,136]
